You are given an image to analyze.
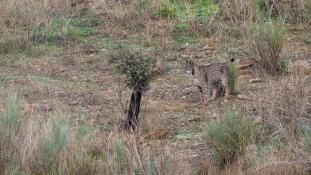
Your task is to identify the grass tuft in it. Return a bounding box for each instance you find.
[37,119,70,174]
[228,63,238,94]
[204,109,256,167]
[253,20,285,75]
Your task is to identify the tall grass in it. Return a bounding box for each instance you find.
[0,94,189,175]
[0,0,75,54]
[36,119,70,174]
[0,95,23,173]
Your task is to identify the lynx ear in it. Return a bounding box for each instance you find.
[184,59,191,64]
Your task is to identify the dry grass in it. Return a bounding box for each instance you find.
[218,0,260,22]
[252,20,285,75]
[0,0,311,175]
[0,93,190,175]
[245,75,311,174]
[0,0,75,53]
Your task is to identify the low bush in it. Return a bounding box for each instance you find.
[204,109,256,167]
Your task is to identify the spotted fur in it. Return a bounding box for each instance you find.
[185,60,230,105]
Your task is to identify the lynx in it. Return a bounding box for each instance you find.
[185,60,231,105]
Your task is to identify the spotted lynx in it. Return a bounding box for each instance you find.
[185,60,231,105]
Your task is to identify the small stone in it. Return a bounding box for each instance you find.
[86,118,97,126]
[254,116,263,123]
[195,52,205,58]
[100,48,108,54]
[69,100,78,105]
[237,94,249,100]
[143,129,168,140]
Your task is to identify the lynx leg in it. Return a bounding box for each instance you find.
[223,79,230,102]
[197,85,205,104]
[202,83,212,106]
[211,87,217,101]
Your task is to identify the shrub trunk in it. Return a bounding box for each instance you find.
[126,90,142,129]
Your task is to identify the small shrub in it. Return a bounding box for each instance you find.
[157,2,177,18]
[109,47,158,129]
[253,20,285,75]
[204,109,256,167]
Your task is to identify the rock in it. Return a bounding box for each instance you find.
[246,144,257,153]
[237,94,249,100]
[69,100,78,105]
[249,78,262,83]
[195,52,205,58]
[100,48,108,54]
[86,118,97,126]
[288,60,311,75]
[254,115,263,123]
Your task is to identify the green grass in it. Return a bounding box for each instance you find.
[157,0,219,20]
[154,0,219,43]
[37,17,96,43]
[280,58,289,72]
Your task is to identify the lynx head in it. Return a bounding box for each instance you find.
[184,59,195,75]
